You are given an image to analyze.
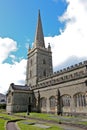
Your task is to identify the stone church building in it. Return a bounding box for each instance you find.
[6,10,87,115]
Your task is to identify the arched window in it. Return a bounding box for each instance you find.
[43,59,46,64]
[43,70,46,76]
[61,95,71,107]
[40,97,46,108]
[32,96,36,107]
[29,97,31,104]
[30,59,32,66]
[85,80,87,86]
[74,93,86,107]
[49,96,56,108]
[30,70,32,78]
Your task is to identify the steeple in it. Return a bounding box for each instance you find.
[26,10,53,87]
[34,10,45,48]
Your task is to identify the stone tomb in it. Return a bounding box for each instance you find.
[23,121,51,128]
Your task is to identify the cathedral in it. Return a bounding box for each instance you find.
[6,10,87,115]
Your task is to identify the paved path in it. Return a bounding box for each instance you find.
[6,115,87,130]
[58,124,85,130]
[6,122,18,130]
[6,120,84,130]
[37,120,86,130]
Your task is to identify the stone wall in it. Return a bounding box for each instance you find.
[32,62,87,114]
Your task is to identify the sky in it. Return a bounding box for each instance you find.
[0,0,87,94]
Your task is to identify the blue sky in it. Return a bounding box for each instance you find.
[0,0,87,93]
[0,0,67,63]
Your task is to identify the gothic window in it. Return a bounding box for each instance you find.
[43,70,46,76]
[49,96,56,108]
[30,70,32,78]
[43,59,46,64]
[30,59,32,66]
[74,93,86,107]
[29,97,31,104]
[40,97,46,108]
[33,97,36,107]
[85,80,87,86]
[61,95,71,107]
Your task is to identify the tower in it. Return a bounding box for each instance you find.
[26,10,53,86]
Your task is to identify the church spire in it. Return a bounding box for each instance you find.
[34,10,45,48]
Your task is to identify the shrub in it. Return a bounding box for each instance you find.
[0,104,6,109]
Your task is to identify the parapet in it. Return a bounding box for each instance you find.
[32,60,87,89]
[32,69,87,90]
[42,60,87,80]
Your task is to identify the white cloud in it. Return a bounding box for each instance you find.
[45,0,87,70]
[0,59,27,94]
[0,37,17,63]
[1,0,87,94]
[0,38,26,94]
[0,59,26,94]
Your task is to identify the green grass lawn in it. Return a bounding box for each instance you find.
[77,121,87,125]
[0,110,23,130]
[18,120,63,130]
[0,118,6,130]
[0,110,63,130]
[1,109,87,130]
[0,112,20,120]
[15,112,61,122]
[0,113,22,130]
[16,112,63,130]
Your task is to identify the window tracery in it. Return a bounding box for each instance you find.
[74,93,86,107]
[40,97,46,108]
[61,95,71,107]
[49,96,56,108]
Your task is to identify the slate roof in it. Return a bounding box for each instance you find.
[10,83,31,91]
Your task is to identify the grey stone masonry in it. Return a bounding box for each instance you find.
[26,10,53,86]
[34,10,45,48]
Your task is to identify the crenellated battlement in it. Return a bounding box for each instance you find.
[31,60,87,90]
[31,69,87,90]
[38,60,87,81]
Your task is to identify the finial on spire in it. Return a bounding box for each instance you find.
[33,10,45,48]
[38,9,40,17]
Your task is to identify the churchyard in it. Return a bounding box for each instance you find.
[0,109,87,130]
